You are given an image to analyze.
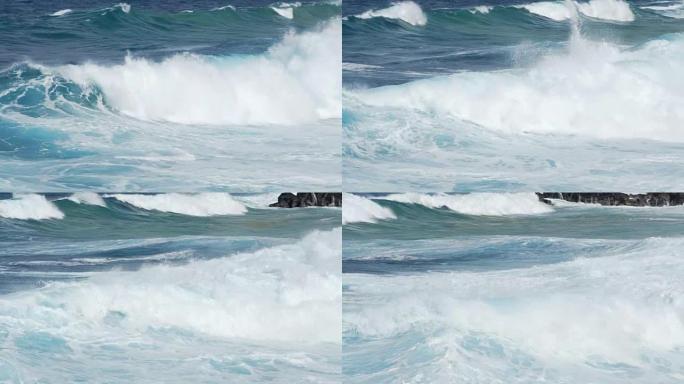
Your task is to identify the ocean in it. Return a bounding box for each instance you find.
[0,1,341,191]
[343,192,684,383]
[0,193,341,383]
[343,0,684,191]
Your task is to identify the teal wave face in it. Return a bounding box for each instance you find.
[345,193,684,240]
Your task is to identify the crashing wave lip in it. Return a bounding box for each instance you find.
[517,0,635,22]
[51,19,341,126]
[355,1,428,26]
[271,2,301,19]
[348,31,684,142]
[380,193,554,216]
[343,193,396,224]
[107,193,248,216]
[114,2,131,14]
[0,194,65,220]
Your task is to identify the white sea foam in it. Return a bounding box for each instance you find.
[0,228,341,343]
[109,193,247,216]
[350,33,684,141]
[519,0,634,21]
[518,1,574,21]
[470,5,493,14]
[55,19,341,126]
[234,192,282,208]
[356,1,427,26]
[272,6,294,19]
[0,194,64,220]
[114,2,131,13]
[342,193,396,224]
[576,0,635,21]
[64,192,107,207]
[50,9,73,16]
[381,192,553,216]
[271,3,300,19]
[345,236,684,382]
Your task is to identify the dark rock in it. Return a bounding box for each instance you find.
[536,192,684,207]
[269,193,342,208]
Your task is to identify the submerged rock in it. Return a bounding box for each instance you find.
[536,192,684,207]
[269,193,342,208]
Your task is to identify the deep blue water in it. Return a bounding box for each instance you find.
[0,0,337,67]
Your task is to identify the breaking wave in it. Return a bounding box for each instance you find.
[108,193,248,216]
[381,192,554,216]
[0,194,64,220]
[342,193,396,224]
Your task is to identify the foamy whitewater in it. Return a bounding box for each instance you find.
[108,193,248,216]
[0,1,341,191]
[342,193,396,224]
[343,195,684,383]
[343,0,684,191]
[0,194,341,383]
[354,1,428,26]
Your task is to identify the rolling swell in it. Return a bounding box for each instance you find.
[343,196,684,383]
[344,235,684,383]
[0,228,342,383]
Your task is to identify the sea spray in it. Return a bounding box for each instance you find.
[55,19,341,126]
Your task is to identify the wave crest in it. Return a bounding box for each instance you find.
[519,0,634,22]
[349,33,684,141]
[355,1,427,26]
[382,193,554,216]
[0,194,64,220]
[0,228,341,343]
[109,193,248,216]
[52,19,341,126]
[343,193,396,224]
[63,192,107,207]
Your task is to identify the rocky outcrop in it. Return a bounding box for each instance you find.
[269,193,342,208]
[536,192,684,207]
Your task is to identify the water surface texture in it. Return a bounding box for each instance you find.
[0,1,341,191]
[0,193,341,383]
[343,0,684,191]
[343,193,684,383]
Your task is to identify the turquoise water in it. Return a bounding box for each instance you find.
[0,1,341,191]
[343,0,684,191]
[0,193,341,383]
[343,193,684,383]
